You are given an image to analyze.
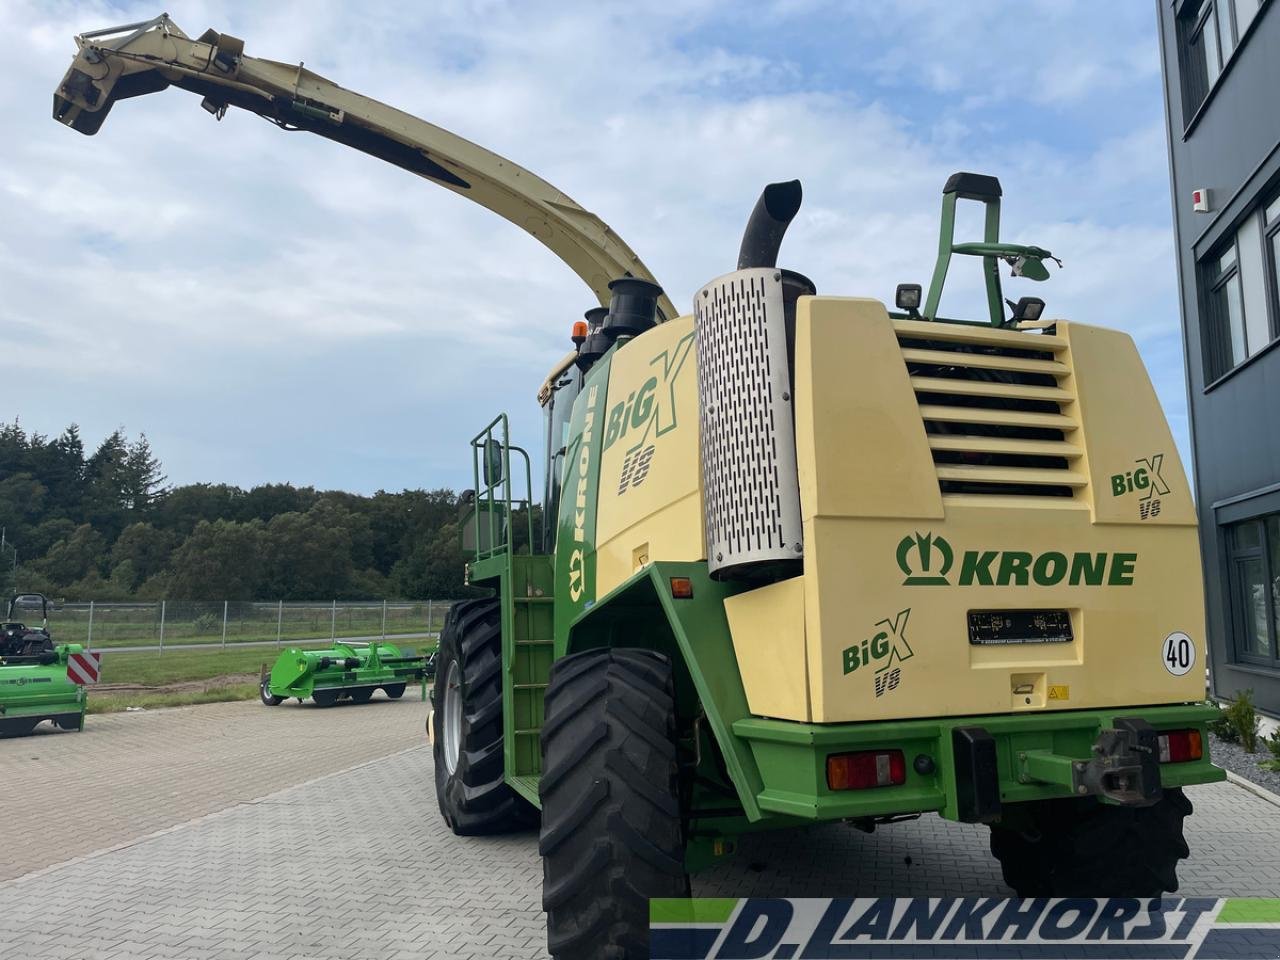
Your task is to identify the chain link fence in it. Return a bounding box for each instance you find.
[38,600,454,652]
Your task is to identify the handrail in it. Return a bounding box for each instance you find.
[469,414,534,565]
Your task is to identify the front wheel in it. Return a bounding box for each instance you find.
[260,680,283,706]
[989,788,1193,896]
[539,648,690,960]
[431,598,536,835]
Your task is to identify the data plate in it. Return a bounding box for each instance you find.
[968,609,1073,646]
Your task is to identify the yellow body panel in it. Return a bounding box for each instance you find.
[594,317,705,594]
[723,577,811,721]
[784,298,1204,722]
[588,297,1204,726]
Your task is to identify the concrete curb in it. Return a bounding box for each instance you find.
[1225,769,1280,809]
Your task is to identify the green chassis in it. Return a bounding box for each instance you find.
[466,545,1224,873]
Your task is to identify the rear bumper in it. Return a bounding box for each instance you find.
[733,702,1224,823]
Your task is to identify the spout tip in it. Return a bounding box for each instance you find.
[762,180,803,223]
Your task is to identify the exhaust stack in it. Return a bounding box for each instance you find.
[737,180,803,270]
[695,181,808,582]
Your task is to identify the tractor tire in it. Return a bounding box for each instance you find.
[312,688,339,708]
[432,598,536,835]
[349,687,374,704]
[383,683,407,700]
[989,788,1193,896]
[539,648,689,960]
[260,680,283,706]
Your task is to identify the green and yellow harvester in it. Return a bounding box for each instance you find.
[53,17,1227,959]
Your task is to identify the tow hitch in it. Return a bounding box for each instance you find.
[1017,718,1162,806]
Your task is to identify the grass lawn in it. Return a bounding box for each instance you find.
[98,644,325,686]
[88,684,262,714]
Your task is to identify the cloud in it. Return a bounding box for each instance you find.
[0,0,1192,490]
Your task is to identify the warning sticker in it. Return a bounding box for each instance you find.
[1048,684,1070,701]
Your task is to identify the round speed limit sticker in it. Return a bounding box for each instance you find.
[1161,632,1196,676]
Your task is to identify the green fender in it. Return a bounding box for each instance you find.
[564,560,766,821]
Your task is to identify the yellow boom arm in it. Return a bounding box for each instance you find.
[53,14,675,321]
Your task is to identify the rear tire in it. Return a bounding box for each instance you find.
[431,598,536,835]
[539,648,689,960]
[990,788,1192,896]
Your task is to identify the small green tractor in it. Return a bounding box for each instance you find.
[0,594,90,736]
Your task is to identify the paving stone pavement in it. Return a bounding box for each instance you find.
[0,695,427,882]
[1,701,1278,959]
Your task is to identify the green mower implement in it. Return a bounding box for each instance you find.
[0,594,89,737]
[260,640,433,708]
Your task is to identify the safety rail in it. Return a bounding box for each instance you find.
[468,414,535,565]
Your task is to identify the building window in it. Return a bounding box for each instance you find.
[1179,0,1265,119]
[1269,196,1280,319]
[1202,191,1280,381]
[1226,514,1280,667]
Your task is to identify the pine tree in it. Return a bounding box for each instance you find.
[123,434,167,513]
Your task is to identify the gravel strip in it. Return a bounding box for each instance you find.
[1210,732,1280,794]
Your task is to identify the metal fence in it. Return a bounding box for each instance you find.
[38,600,455,652]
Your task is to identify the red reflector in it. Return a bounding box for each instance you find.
[827,750,906,790]
[669,577,693,599]
[1158,729,1202,763]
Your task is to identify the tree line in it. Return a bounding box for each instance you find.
[0,422,474,601]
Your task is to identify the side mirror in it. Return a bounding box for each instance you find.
[482,439,504,488]
[1010,256,1050,281]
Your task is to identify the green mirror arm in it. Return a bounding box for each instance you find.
[951,242,1056,259]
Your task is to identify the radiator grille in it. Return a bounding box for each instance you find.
[894,320,1084,498]
[695,268,803,578]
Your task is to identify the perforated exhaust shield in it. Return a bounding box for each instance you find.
[695,268,804,578]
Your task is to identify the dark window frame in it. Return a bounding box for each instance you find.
[1199,187,1280,382]
[1225,515,1280,670]
[1176,0,1273,133]
[1179,1,1218,118]
[1267,197,1280,333]
[1202,238,1245,379]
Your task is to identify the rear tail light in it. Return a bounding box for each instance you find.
[827,750,906,790]
[1157,729,1202,763]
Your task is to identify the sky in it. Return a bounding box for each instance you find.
[0,0,1187,495]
